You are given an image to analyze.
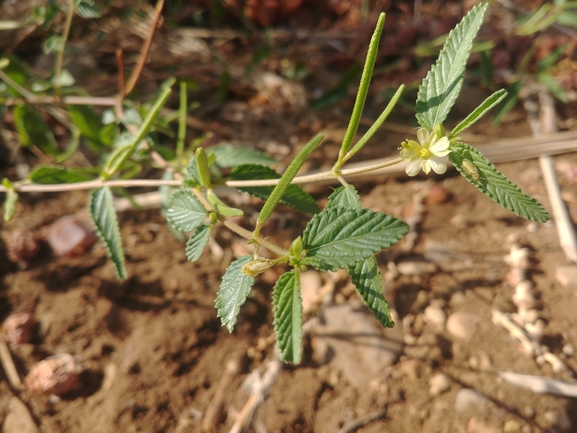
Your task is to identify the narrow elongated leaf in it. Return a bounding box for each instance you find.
[273,271,302,363]
[89,186,127,279]
[215,255,255,332]
[185,224,211,262]
[211,144,275,167]
[68,105,115,148]
[449,89,507,138]
[449,142,550,223]
[29,166,94,184]
[3,188,18,222]
[13,105,58,154]
[349,256,393,328]
[326,185,362,210]
[301,208,409,271]
[416,3,488,129]
[231,164,319,214]
[165,189,207,232]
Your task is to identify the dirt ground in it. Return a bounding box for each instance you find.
[2,1,577,432]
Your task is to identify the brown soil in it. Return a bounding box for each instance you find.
[2,1,577,432]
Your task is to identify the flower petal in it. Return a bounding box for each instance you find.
[429,158,447,174]
[430,137,450,156]
[421,160,431,174]
[417,128,429,146]
[405,160,423,176]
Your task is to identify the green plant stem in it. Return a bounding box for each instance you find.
[221,219,288,256]
[176,80,187,157]
[54,0,75,93]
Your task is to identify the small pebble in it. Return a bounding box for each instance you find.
[543,409,572,432]
[425,184,451,204]
[562,343,575,356]
[46,216,97,257]
[455,388,489,413]
[3,397,38,433]
[25,353,83,395]
[2,313,36,349]
[429,373,451,397]
[5,229,40,267]
[424,305,447,328]
[467,416,499,433]
[451,214,468,229]
[447,312,481,340]
[556,265,577,290]
[503,419,522,432]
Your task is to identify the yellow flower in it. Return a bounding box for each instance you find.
[400,127,451,176]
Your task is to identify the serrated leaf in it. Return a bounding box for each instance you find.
[13,105,58,155]
[165,189,207,232]
[449,89,507,138]
[326,185,362,210]
[185,157,201,187]
[301,208,409,271]
[211,144,275,167]
[230,164,319,214]
[43,35,64,54]
[89,186,127,279]
[76,0,102,18]
[68,104,115,148]
[349,256,393,328]
[416,3,488,129]
[29,166,94,184]
[273,270,302,364]
[215,255,255,332]
[449,142,550,223]
[185,224,211,262]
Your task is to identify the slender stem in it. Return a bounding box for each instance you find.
[176,80,187,157]
[222,219,288,256]
[0,179,182,193]
[226,155,403,187]
[0,70,37,101]
[54,0,75,92]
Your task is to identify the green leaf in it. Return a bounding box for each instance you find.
[537,72,568,103]
[2,186,18,222]
[273,270,302,364]
[215,255,255,332]
[165,189,207,232]
[301,208,409,271]
[416,2,488,129]
[29,166,94,184]
[43,35,64,54]
[557,10,577,27]
[76,0,102,18]
[230,164,319,214]
[13,105,58,155]
[492,82,522,126]
[53,69,75,87]
[449,142,550,223]
[211,144,275,168]
[449,89,507,138]
[326,185,362,210]
[68,104,115,148]
[349,256,393,328]
[185,224,211,262]
[256,134,323,226]
[89,186,127,279]
[185,157,201,187]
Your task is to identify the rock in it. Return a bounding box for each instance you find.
[25,353,83,395]
[2,313,36,349]
[3,397,39,433]
[398,359,421,380]
[543,409,572,432]
[314,303,403,386]
[46,216,97,257]
[429,373,451,397]
[447,312,481,340]
[424,305,447,328]
[503,419,522,432]
[562,343,575,356]
[455,389,489,413]
[467,416,499,433]
[555,265,577,290]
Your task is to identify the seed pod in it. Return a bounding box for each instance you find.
[25,353,82,396]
